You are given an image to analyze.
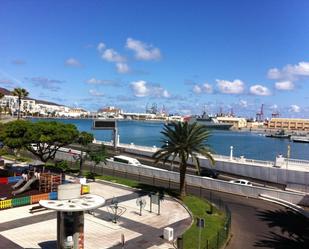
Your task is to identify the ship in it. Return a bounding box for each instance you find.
[265,129,291,139]
[188,112,233,130]
[290,135,309,143]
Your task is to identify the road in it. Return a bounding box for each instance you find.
[193,189,291,249]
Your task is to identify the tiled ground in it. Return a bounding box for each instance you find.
[0,180,191,249]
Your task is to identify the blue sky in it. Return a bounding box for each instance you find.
[0,0,309,118]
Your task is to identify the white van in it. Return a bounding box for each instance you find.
[112,155,142,166]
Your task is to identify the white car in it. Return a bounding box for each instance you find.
[110,155,142,166]
[229,179,253,186]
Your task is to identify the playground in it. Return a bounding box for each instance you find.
[0,180,191,249]
[0,162,62,201]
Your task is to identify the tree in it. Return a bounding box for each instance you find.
[76,131,94,176]
[88,144,108,174]
[0,92,4,118]
[0,120,30,155]
[152,122,215,197]
[1,120,79,163]
[12,88,29,120]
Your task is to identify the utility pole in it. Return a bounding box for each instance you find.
[286,144,291,170]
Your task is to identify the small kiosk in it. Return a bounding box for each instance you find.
[40,184,105,249]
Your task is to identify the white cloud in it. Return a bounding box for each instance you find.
[193,83,213,94]
[270,104,278,110]
[65,58,82,67]
[216,79,244,94]
[126,38,161,60]
[86,78,117,85]
[275,81,294,90]
[239,100,248,108]
[203,83,213,93]
[116,63,130,74]
[267,68,282,80]
[193,85,202,94]
[130,80,170,98]
[89,89,104,97]
[131,80,149,97]
[97,42,106,53]
[268,62,309,89]
[250,84,271,96]
[102,49,126,63]
[162,90,171,98]
[290,104,300,113]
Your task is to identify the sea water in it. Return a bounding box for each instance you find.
[30,118,309,161]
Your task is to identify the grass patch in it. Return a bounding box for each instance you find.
[1,154,32,162]
[183,196,226,249]
[95,174,142,188]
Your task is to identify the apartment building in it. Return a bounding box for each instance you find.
[268,118,309,131]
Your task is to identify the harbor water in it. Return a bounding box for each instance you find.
[31,118,309,161]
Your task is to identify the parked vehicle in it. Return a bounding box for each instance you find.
[199,168,219,178]
[111,155,142,166]
[229,179,252,186]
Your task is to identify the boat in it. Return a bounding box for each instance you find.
[265,129,291,139]
[189,112,233,130]
[290,135,309,143]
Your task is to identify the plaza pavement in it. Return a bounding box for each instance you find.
[0,180,192,249]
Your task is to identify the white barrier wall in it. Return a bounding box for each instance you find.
[122,146,309,186]
[55,150,308,206]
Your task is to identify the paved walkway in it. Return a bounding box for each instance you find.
[0,181,191,249]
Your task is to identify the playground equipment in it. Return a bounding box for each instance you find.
[39,173,61,193]
[107,197,126,223]
[136,197,147,216]
[12,177,38,196]
[12,178,25,189]
[11,172,62,196]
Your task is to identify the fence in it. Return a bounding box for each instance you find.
[79,156,232,249]
[96,140,309,186]
[205,203,231,249]
[181,193,231,249]
[55,150,308,206]
[0,191,58,210]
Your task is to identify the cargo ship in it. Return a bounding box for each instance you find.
[189,112,232,130]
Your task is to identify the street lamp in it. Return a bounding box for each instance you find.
[230,146,234,161]
[286,144,291,170]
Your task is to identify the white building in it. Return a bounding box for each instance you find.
[216,116,247,129]
[0,87,89,118]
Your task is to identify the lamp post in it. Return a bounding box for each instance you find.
[230,146,234,161]
[286,144,291,170]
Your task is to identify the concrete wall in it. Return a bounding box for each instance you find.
[55,150,308,206]
[122,146,309,186]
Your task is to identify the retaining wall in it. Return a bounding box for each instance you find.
[55,150,308,206]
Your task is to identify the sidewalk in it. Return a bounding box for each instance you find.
[0,181,192,249]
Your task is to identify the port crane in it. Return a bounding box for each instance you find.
[271,111,280,118]
[256,104,264,121]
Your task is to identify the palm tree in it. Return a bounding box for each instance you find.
[152,121,215,197]
[0,92,4,119]
[12,88,29,120]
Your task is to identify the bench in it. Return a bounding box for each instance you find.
[29,205,47,214]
